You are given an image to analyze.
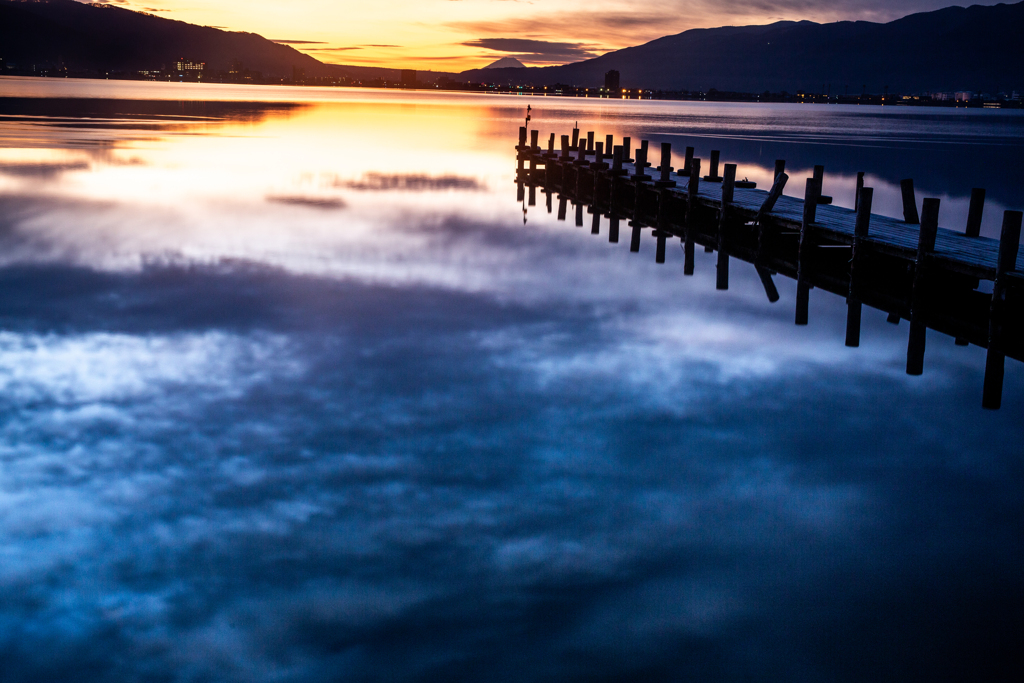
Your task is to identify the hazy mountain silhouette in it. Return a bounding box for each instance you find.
[460,1,1024,93]
[483,57,526,70]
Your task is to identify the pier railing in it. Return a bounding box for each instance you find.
[514,125,1023,410]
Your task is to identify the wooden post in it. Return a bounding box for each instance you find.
[684,158,700,276]
[846,186,873,347]
[755,267,781,303]
[774,159,786,181]
[518,126,527,149]
[546,189,552,213]
[795,176,820,325]
[587,131,595,154]
[530,129,539,150]
[886,312,900,325]
[755,173,788,225]
[717,164,736,291]
[557,196,567,221]
[656,231,667,263]
[900,178,920,224]
[656,142,675,187]
[984,210,1023,408]
[705,150,722,181]
[605,134,613,153]
[612,146,624,175]
[855,172,864,211]
[528,185,536,207]
[560,135,570,160]
[609,216,620,243]
[591,207,601,235]
[966,188,985,237]
[845,301,862,347]
[681,146,694,176]
[906,198,940,375]
[517,182,524,203]
[633,144,650,180]
[622,137,632,162]
[575,201,584,227]
[571,127,579,151]
[546,133,555,157]
[630,224,642,252]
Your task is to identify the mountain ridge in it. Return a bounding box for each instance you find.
[458,2,1024,94]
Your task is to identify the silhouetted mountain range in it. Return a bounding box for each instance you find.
[2,0,1021,93]
[0,0,456,82]
[460,2,1024,94]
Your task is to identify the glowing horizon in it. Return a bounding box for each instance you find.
[85,1,1006,73]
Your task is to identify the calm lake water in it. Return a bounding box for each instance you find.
[1,76,1022,682]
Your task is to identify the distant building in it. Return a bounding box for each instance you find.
[955,91,974,102]
[401,70,417,88]
[292,66,305,83]
[604,69,620,92]
[176,59,205,80]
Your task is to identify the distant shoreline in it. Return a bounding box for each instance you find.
[2,74,1022,111]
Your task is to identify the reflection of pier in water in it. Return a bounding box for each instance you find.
[515,125,1023,410]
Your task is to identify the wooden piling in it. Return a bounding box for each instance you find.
[528,185,536,207]
[518,126,527,150]
[560,135,570,160]
[985,209,1023,408]
[656,142,676,188]
[855,172,864,211]
[575,201,584,227]
[557,196,567,220]
[605,134,614,153]
[705,150,722,181]
[906,198,940,375]
[530,129,539,150]
[774,159,786,181]
[717,164,736,291]
[795,177,820,325]
[591,207,600,235]
[684,158,701,276]
[587,131,595,154]
[630,224,642,252]
[755,267,781,303]
[901,178,920,224]
[622,137,632,162]
[681,146,694,176]
[609,216,620,243]
[571,127,580,151]
[846,186,873,347]
[966,188,985,237]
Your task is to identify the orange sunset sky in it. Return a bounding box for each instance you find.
[92,1,1000,71]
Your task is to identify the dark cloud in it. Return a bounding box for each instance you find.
[271,39,329,44]
[464,38,602,63]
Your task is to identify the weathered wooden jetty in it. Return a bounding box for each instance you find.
[515,125,1023,410]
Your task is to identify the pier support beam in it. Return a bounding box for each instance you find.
[795,176,821,325]
[907,198,940,375]
[984,209,1023,409]
[717,164,736,290]
[684,158,701,276]
[846,187,873,347]
[966,188,986,237]
[901,178,920,224]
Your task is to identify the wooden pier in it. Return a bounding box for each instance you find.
[515,125,1023,410]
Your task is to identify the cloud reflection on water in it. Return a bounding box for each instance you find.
[0,83,1021,681]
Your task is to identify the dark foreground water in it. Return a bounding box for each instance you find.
[0,77,1022,682]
